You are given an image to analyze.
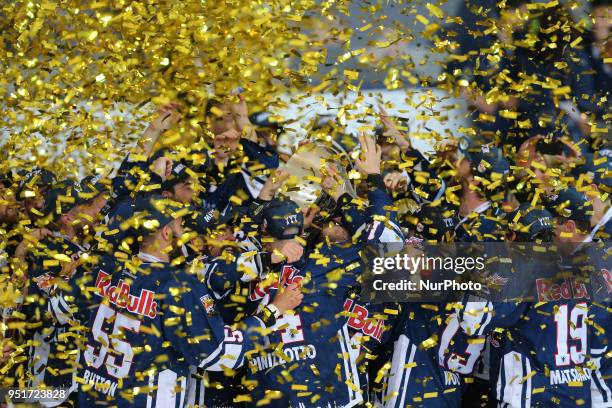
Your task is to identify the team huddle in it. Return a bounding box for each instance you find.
[0,92,609,407]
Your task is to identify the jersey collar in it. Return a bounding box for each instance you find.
[137,252,167,263]
[589,206,612,241]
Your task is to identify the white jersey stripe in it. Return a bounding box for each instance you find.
[501,351,526,408]
[398,339,417,408]
[155,369,178,408]
[146,373,154,408]
[343,325,363,407]
[197,341,224,369]
[385,334,410,408]
[178,376,186,408]
[592,360,612,408]
[496,354,503,403]
[337,327,356,403]
[523,357,531,408]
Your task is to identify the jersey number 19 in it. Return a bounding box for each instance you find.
[554,303,587,367]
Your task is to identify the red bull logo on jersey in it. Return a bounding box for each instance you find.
[343,299,384,342]
[535,277,591,302]
[249,264,303,301]
[94,271,158,319]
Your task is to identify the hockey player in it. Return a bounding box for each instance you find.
[13,179,109,406]
[200,95,279,214]
[453,139,509,242]
[441,189,611,407]
[186,174,305,408]
[372,204,465,408]
[77,195,303,407]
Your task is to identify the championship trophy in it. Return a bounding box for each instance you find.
[281,139,356,215]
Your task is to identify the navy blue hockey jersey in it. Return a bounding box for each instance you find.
[440,249,612,408]
[77,254,269,408]
[23,232,92,403]
[375,303,466,408]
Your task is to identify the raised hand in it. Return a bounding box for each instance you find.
[302,204,320,230]
[378,105,411,151]
[139,102,182,157]
[355,132,382,175]
[384,171,409,192]
[271,239,304,264]
[150,102,182,133]
[150,156,173,181]
[321,163,348,200]
[15,228,52,259]
[230,94,257,142]
[258,169,290,201]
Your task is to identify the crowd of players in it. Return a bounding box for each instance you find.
[0,0,611,407]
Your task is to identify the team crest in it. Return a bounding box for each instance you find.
[200,294,217,316]
[34,272,55,293]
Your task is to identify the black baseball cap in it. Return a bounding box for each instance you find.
[16,168,56,199]
[250,111,285,132]
[40,180,83,223]
[509,203,553,242]
[458,138,510,185]
[573,153,612,191]
[183,204,219,235]
[131,194,191,233]
[0,172,14,188]
[410,205,457,242]
[545,187,593,224]
[79,175,110,200]
[162,160,196,190]
[263,197,304,239]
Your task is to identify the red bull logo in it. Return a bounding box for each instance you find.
[94,271,158,318]
[535,277,590,302]
[249,265,302,301]
[343,299,384,342]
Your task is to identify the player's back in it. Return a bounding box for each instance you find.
[79,259,213,408]
[375,303,465,408]
[490,246,609,407]
[491,300,595,407]
[441,247,610,407]
[244,243,366,407]
[449,292,602,406]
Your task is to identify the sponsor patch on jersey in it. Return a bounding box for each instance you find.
[200,294,217,316]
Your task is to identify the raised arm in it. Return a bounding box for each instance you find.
[355,132,403,243]
[137,102,182,158]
